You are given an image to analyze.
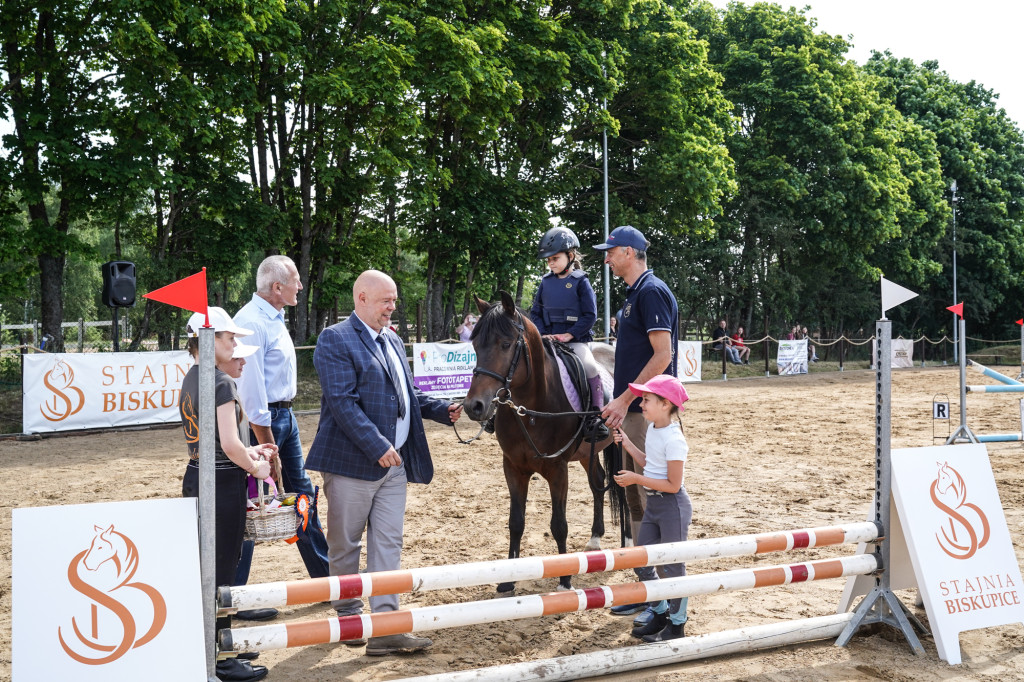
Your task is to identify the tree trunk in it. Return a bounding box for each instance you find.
[38,252,65,352]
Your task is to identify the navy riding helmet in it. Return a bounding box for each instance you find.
[537,227,580,259]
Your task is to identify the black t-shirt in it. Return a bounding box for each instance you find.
[179,365,243,469]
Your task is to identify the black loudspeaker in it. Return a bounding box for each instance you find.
[102,261,136,308]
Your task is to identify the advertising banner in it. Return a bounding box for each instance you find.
[23,351,193,433]
[13,498,206,680]
[891,339,915,368]
[412,342,476,398]
[891,444,1024,664]
[776,339,808,375]
[676,341,703,383]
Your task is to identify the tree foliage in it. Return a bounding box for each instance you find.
[1,0,1022,348]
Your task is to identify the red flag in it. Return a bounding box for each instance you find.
[947,302,964,320]
[1016,319,1023,326]
[143,269,208,321]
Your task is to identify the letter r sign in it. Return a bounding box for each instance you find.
[933,401,950,420]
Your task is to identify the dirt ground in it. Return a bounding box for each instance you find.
[3,365,1024,681]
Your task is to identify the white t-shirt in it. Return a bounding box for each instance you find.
[642,421,687,483]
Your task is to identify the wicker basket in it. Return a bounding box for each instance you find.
[244,492,299,542]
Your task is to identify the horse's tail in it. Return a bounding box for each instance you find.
[596,443,628,545]
[602,445,620,521]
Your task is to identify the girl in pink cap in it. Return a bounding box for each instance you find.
[612,373,691,642]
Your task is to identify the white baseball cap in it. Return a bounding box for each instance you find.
[185,306,254,338]
[231,341,258,359]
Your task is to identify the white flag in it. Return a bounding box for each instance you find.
[880,276,918,318]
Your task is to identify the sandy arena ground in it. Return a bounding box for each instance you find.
[2,365,1024,681]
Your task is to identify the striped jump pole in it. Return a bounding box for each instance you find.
[219,521,879,614]
[966,384,1024,393]
[220,554,879,654]
[967,359,1022,385]
[395,612,856,682]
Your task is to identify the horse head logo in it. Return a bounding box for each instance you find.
[58,525,167,665]
[40,358,85,422]
[930,461,991,560]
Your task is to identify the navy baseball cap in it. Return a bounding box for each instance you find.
[592,225,648,251]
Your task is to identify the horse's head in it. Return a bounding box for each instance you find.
[81,524,138,585]
[82,524,117,572]
[935,461,964,501]
[463,291,535,422]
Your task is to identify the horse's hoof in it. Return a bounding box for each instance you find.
[623,537,634,548]
[556,584,573,592]
[584,537,601,551]
[497,582,516,594]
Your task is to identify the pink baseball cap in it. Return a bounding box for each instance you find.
[628,374,689,409]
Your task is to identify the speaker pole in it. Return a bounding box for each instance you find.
[112,307,120,352]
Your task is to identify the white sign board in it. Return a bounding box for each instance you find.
[891,444,1024,664]
[23,351,193,433]
[412,342,476,397]
[776,339,808,375]
[892,339,915,368]
[676,341,702,383]
[13,498,206,680]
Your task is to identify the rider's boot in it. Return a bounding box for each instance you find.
[585,376,610,442]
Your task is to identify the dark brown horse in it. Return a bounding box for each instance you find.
[463,291,621,593]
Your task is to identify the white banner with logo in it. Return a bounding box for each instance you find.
[891,338,915,367]
[23,351,193,433]
[891,444,1024,664]
[13,498,206,680]
[870,339,918,369]
[412,342,476,398]
[776,339,808,375]
[676,341,702,382]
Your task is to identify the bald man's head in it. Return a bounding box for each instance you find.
[353,270,398,332]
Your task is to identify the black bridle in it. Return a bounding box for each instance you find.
[471,312,530,396]
[472,311,594,460]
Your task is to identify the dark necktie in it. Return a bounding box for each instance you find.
[376,334,407,418]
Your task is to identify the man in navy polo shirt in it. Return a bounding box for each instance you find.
[594,225,678,617]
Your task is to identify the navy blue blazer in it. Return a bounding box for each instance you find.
[306,316,453,484]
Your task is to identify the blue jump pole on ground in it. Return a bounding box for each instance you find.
[967,359,1022,385]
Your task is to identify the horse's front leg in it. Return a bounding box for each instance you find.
[498,459,530,594]
[545,464,573,590]
[578,452,605,551]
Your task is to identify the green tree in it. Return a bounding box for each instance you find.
[0,0,128,350]
[865,53,1024,340]
[560,0,736,325]
[686,2,945,336]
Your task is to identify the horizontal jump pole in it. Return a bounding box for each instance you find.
[966,384,1024,393]
[977,433,1024,442]
[395,612,856,682]
[219,521,879,614]
[220,554,879,654]
[967,359,1022,385]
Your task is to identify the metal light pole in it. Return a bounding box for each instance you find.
[602,63,611,340]
[951,180,958,363]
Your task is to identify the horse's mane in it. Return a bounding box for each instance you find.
[470,300,529,346]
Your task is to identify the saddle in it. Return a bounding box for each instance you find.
[543,338,591,412]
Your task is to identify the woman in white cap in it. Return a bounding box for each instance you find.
[178,306,276,682]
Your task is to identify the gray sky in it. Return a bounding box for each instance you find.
[710,0,1024,126]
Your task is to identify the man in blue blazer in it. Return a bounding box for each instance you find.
[306,269,463,656]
